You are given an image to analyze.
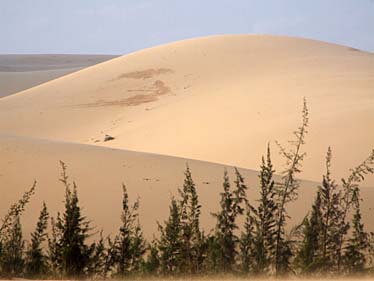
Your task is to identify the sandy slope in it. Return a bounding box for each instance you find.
[0,54,117,98]
[1,135,373,240]
[0,35,373,238]
[0,35,373,185]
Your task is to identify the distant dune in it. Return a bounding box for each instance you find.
[0,35,373,239]
[0,54,117,98]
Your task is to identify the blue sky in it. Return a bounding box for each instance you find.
[1,0,373,54]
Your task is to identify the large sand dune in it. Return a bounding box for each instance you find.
[0,35,373,239]
[0,54,117,98]
[0,35,373,185]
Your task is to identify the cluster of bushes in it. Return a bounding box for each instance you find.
[1,100,374,279]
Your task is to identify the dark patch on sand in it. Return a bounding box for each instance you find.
[115,68,174,80]
[78,80,171,107]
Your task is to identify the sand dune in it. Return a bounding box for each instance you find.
[0,35,372,186]
[0,35,373,238]
[1,135,373,240]
[0,54,117,98]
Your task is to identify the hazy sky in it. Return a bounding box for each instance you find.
[1,0,374,54]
